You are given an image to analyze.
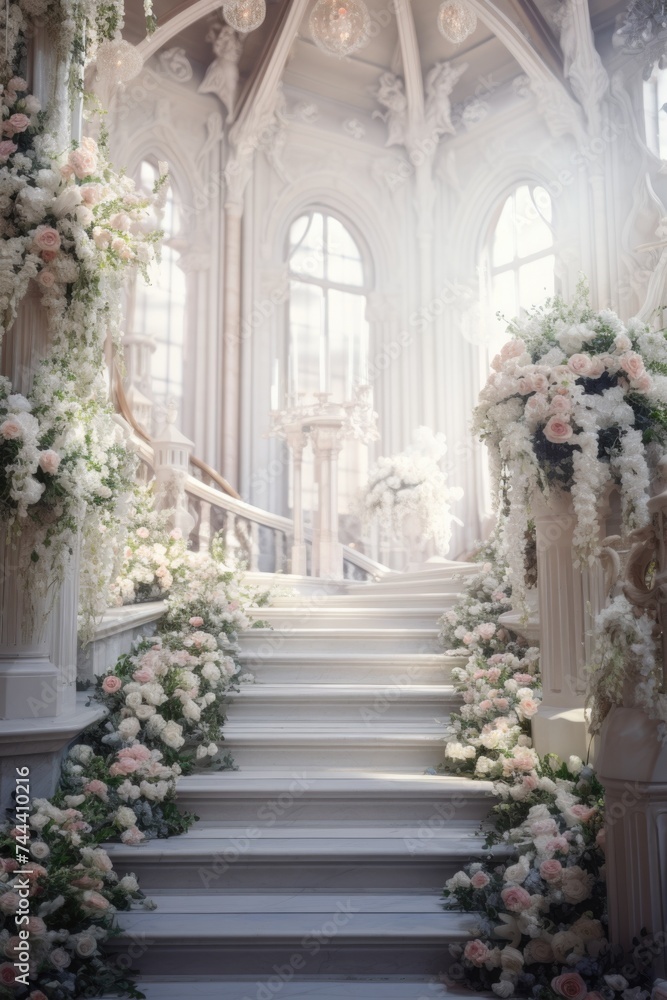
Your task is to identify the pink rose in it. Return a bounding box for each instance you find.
[109,758,138,776]
[544,836,569,854]
[522,774,538,791]
[477,623,496,640]
[132,667,154,683]
[595,828,606,852]
[49,948,71,969]
[493,698,509,711]
[38,449,60,475]
[8,76,27,91]
[120,825,145,845]
[40,249,58,263]
[81,890,110,912]
[526,394,549,419]
[501,885,532,911]
[37,269,55,288]
[550,394,572,414]
[500,338,526,361]
[478,699,493,713]
[588,357,606,378]
[3,112,30,134]
[0,139,16,161]
[0,963,15,985]
[30,992,49,1000]
[80,183,103,205]
[189,616,204,627]
[462,632,475,645]
[0,893,18,914]
[551,973,588,1000]
[540,859,563,883]
[68,146,98,178]
[34,225,61,252]
[632,373,653,393]
[463,939,491,966]
[518,696,539,719]
[102,675,122,694]
[531,373,549,393]
[567,354,594,376]
[84,779,108,799]
[544,415,573,445]
[569,804,597,823]
[619,351,645,381]
[513,673,533,684]
[0,418,21,440]
[25,916,46,935]
[470,871,490,889]
[486,668,501,683]
[516,377,533,395]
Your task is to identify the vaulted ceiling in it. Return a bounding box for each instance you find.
[122,0,628,126]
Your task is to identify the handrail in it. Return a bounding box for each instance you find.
[185,474,294,534]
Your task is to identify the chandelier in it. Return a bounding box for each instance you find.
[222,0,266,33]
[95,37,144,82]
[437,0,477,45]
[309,0,371,58]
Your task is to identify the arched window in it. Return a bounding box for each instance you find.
[135,160,187,426]
[643,60,667,159]
[285,210,371,535]
[287,211,369,398]
[482,184,555,351]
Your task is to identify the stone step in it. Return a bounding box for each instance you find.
[110,893,478,977]
[248,608,446,630]
[236,653,463,686]
[225,683,458,724]
[267,593,459,610]
[106,822,499,892]
[220,722,446,769]
[176,771,493,826]
[238,629,441,663]
[117,981,483,1000]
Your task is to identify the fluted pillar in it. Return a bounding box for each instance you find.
[310,413,345,579]
[531,489,607,759]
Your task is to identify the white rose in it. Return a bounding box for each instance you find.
[118,717,141,741]
[74,934,97,957]
[161,720,185,750]
[567,755,583,776]
[119,874,139,893]
[115,806,138,829]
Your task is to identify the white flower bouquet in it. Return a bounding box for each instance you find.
[473,283,667,601]
[360,427,463,554]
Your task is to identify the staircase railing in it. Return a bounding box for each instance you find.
[114,377,388,581]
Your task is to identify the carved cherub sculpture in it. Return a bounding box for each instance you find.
[372,72,409,147]
[198,24,243,119]
[424,60,468,139]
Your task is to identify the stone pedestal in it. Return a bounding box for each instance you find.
[0,524,60,720]
[531,490,607,760]
[596,706,667,979]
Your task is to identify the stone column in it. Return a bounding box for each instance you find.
[309,411,345,580]
[285,424,308,577]
[222,201,244,488]
[531,489,608,760]
[153,406,196,540]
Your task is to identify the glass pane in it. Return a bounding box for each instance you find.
[327,217,364,286]
[515,185,553,259]
[327,289,368,399]
[518,255,555,311]
[492,195,515,267]
[289,213,325,279]
[490,270,517,343]
[288,280,325,395]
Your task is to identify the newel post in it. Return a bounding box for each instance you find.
[530,488,611,761]
[153,405,196,540]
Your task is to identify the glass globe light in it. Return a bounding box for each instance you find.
[96,38,144,82]
[222,0,266,33]
[437,0,477,45]
[309,0,371,58]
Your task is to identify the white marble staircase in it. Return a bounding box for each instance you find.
[106,563,495,998]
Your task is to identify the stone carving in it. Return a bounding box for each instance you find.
[424,60,468,138]
[552,0,608,134]
[198,24,243,119]
[158,47,193,83]
[372,72,408,147]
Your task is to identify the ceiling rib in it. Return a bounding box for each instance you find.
[394,0,425,139]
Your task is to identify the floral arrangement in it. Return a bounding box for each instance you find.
[107,486,189,607]
[587,594,667,744]
[360,426,463,554]
[473,284,667,607]
[0,76,165,612]
[439,537,659,1000]
[0,546,265,997]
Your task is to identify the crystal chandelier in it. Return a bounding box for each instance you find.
[95,37,144,82]
[309,0,371,58]
[437,0,477,45]
[222,0,266,33]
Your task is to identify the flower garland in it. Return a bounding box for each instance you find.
[439,543,659,1000]
[0,548,265,997]
[0,77,165,613]
[473,283,667,606]
[588,594,667,745]
[360,427,463,554]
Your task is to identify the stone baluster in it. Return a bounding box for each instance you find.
[531,488,610,760]
[274,528,286,574]
[596,480,667,980]
[153,405,196,540]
